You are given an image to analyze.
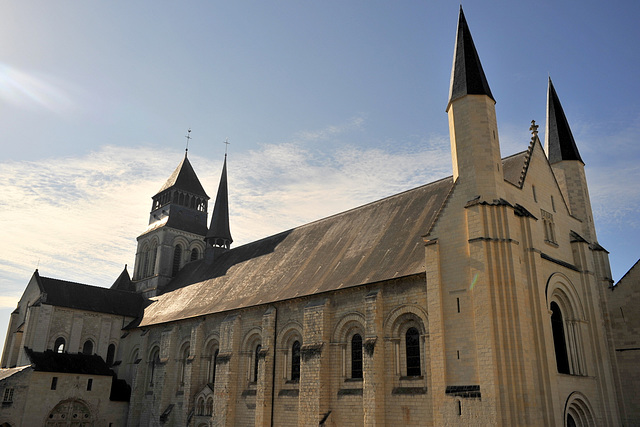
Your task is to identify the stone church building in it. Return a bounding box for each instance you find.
[1,8,633,427]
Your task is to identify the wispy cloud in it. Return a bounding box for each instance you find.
[0,128,452,301]
[0,63,77,114]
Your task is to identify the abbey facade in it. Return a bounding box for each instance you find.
[1,8,633,427]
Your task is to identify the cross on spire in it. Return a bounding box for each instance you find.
[185,128,192,154]
[224,138,230,155]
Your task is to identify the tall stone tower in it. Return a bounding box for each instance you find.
[132,152,209,296]
[446,7,503,200]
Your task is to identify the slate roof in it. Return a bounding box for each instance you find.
[36,272,145,318]
[139,176,455,326]
[448,6,494,107]
[156,154,208,197]
[502,150,530,188]
[546,78,583,164]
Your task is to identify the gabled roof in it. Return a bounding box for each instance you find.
[110,265,135,292]
[206,155,233,245]
[35,272,145,317]
[545,78,583,164]
[502,150,529,187]
[156,154,208,198]
[139,176,455,326]
[448,6,494,107]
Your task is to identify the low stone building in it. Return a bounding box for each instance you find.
[0,7,628,427]
[608,260,640,426]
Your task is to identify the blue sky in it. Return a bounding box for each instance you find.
[1,1,639,352]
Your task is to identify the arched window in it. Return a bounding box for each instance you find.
[351,334,363,379]
[148,243,157,277]
[148,347,160,387]
[253,345,261,382]
[54,337,65,353]
[210,349,219,385]
[172,244,183,277]
[191,248,199,261]
[203,340,219,385]
[205,397,213,416]
[291,341,301,381]
[82,340,93,355]
[142,247,150,279]
[551,301,570,374]
[106,344,116,366]
[179,344,190,387]
[197,397,205,416]
[405,327,421,376]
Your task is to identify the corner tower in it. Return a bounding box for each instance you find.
[545,78,596,241]
[447,7,503,199]
[132,151,210,296]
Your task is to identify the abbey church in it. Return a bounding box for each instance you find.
[1,8,636,427]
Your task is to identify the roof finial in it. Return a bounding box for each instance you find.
[223,138,230,156]
[529,120,539,141]
[185,128,192,156]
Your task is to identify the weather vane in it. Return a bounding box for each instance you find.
[185,128,192,153]
[224,138,230,155]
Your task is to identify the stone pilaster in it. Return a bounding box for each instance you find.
[127,330,149,426]
[183,319,205,423]
[255,306,276,427]
[363,290,385,426]
[299,299,330,426]
[213,314,241,426]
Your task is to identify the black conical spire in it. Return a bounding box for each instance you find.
[205,155,233,248]
[110,265,134,292]
[448,6,494,107]
[546,78,583,164]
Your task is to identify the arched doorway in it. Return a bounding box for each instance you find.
[45,399,93,427]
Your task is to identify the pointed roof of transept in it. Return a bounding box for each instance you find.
[545,78,583,164]
[448,6,494,107]
[110,265,135,292]
[156,153,208,198]
[205,155,233,246]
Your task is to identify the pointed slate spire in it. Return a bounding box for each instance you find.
[205,155,233,248]
[448,6,494,107]
[156,153,208,198]
[546,78,583,164]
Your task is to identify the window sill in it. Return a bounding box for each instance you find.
[399,375,424,381]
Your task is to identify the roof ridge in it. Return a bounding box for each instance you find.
[517,136,537,187]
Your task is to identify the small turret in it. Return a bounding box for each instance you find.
[447,7,503,199]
